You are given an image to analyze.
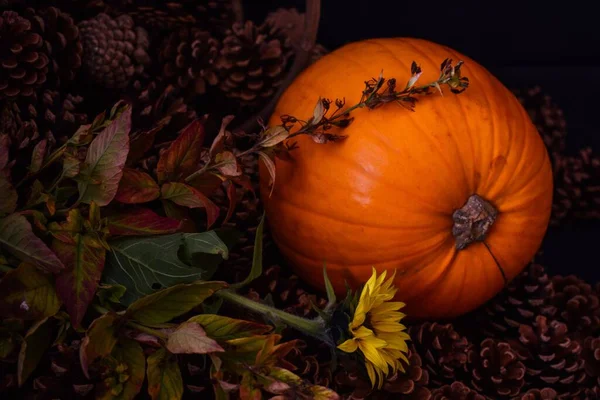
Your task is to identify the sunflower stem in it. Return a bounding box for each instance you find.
[216,289,334,346]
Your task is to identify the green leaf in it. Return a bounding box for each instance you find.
[98,338,146,400]
[0,334,16,359]
[186,314,271,342]
[80,312,120,379]
[125,281,226,326]
[49,209,107,328]
[103,232,230,305]
[0,213,64,273]
[18,318,53,386]
[0,262,61,320]
[96,283,127,307]
[77,105,131,206]
[147,348,183,400]
[231,213,264,289]
[166,322,224,354]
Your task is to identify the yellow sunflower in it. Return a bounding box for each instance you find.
[337,267,410,388]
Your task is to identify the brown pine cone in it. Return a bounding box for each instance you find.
[552,147,600,224]
[263,7,329,63]
[408,322,470,386]
[431,382,484,400]
[24,7,83,87]
[158,27,219,96]
[214,20,292,108]
[78,13,151,89]
[475,263,554,339]
[512,86,567,164]
[519,388,559,400]
[334,349,431,400]
[543,274,600,339]
[1,89,86,152]
[511,315,586,398]
[0,11,50,100]
[575,387,600,400]
[468,338,526,398]
[583,337,600,386]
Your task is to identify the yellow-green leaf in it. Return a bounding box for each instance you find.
[147,348,183,400]
[98,338,146,400]
[231,213,264,289]
[18,318,53,387]
[80,312,119,378]
[0,262,60,320]
[125,281,227,326]
[186,314,271,342]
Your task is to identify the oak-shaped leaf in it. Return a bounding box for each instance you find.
[107,208,182,236]
[125,281,227,326]
[115,168,160,204]
[147,348,183,400]
[77,105,132,206]
[161,182,219,229]
[97,338,145,400]
[103,231,230,306]
[156,119,205,183]
[0,213,64,273]
[80,312,120,378]
[186,314,271,342]
[0,263,60,320]
[166,322,224,354]
[17,317,53,387]
[50,209,107,328]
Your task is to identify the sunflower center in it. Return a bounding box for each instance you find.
[451,194,498,250]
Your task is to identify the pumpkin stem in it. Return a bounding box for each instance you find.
[452,194,498,250]
[452,194,508,285]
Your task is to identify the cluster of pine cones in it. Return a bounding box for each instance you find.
[0,0,325,173]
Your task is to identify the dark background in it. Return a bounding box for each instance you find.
[248,0,600,283]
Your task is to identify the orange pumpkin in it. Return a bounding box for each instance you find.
[258,37,553,319]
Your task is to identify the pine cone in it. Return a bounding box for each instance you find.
[468,338,526,398]
[127,0,234,35]
[511,315,586,398]
[78,13,151,89]
[214,20,291,108]
[431,382,484,400]
[1,88,86,151]
[576,387,600,400]
[512,86,567,163]
[519,388,559,400]
[334,349,431,400]
[0,11,50,100]
[475,263,554,339]
[158,27,219,96]
[544,274,600,339]
[263,7,329,63]
[583,337,600,386]
[408,322,470,386]
[24,6,83,87]
[552,147,600,224]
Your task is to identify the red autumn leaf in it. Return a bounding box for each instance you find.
[156,119,205,183]
[49,209,107,328]
[77,105,131,206]
[223,180,236,225]
[114,168,160,204]
[107,208,182,236]
[187,172,223,196]
[126,122,163,166]
[161,182,219,229]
